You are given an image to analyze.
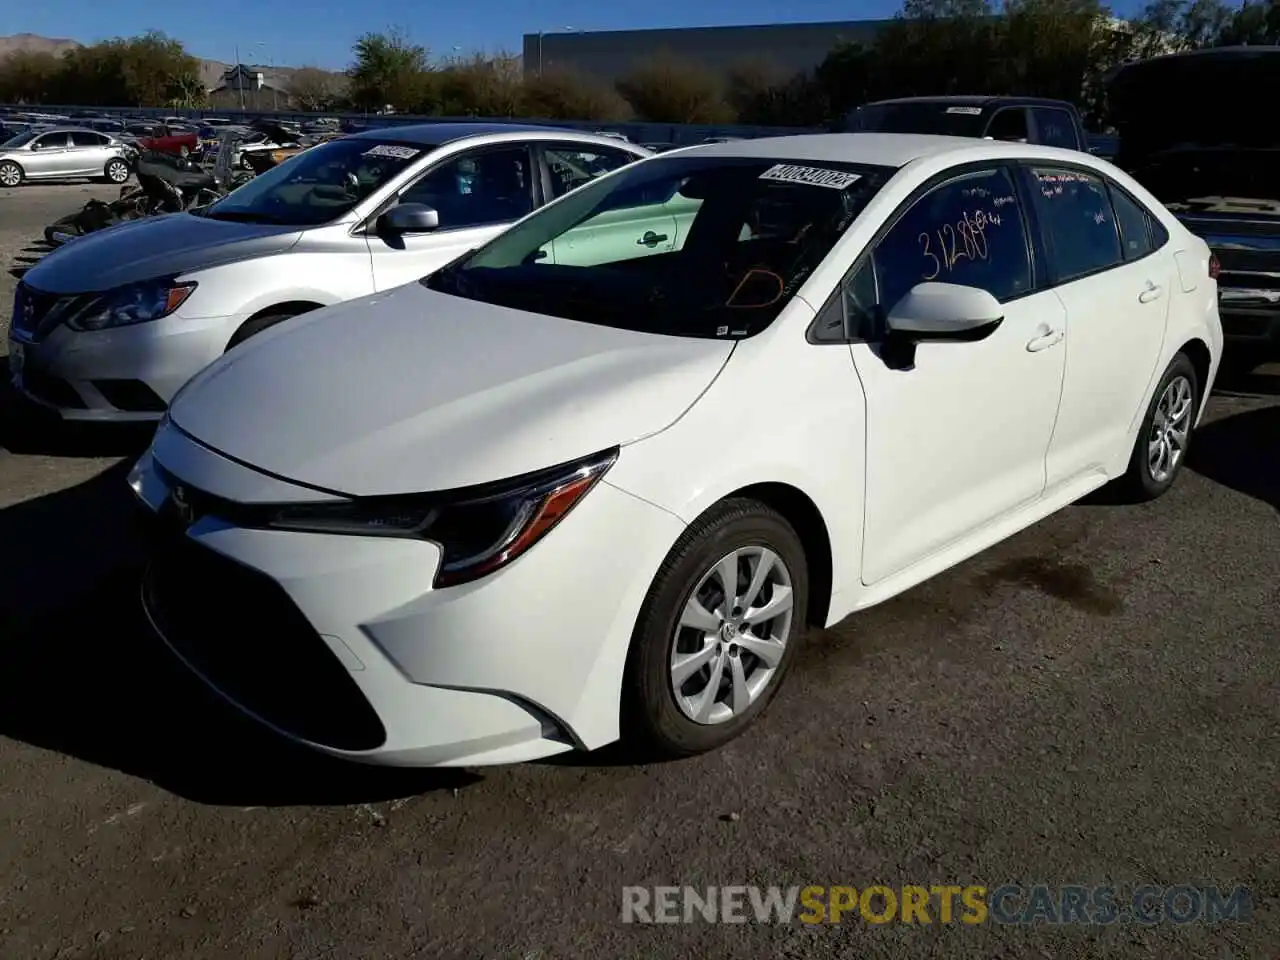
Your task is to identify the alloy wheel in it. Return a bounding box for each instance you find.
[669,545,794,725]
[106,161,129,183]
[1147,374,1193,484]
[0,163,20,187]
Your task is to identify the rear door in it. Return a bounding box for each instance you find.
[68,130,111,176]
[1024,164,1174,487]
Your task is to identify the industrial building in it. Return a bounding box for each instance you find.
[521,20,895,86]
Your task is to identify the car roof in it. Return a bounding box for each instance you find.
[346,122,635,147]
[865,95,1075,109]
[27,126,113,136]
[669,132,1098,170]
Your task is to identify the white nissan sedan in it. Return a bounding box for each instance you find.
[128,133,1222,767]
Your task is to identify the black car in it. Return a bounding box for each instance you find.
[838,95,1089,152]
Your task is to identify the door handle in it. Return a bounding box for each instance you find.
[1138,282,1164,303]
[1026,329,1064,352]
[637,231,669,247]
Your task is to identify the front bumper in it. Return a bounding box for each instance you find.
[7,312,233,422]
[127,426,685,767]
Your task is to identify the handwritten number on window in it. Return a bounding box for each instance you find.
[919,209,998,279]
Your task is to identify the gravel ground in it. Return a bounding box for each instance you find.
[0,183,1277,960]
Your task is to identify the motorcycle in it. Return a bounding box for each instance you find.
[43,150,251,247]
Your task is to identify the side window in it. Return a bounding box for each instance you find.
[1031,108,1079,150]
[809,257,877,344]
[985,109,1029,143]
[544,146,635,199]
[400,147,533,230]
[1150,217,1169,250]
[1108,184,1154,261]
[34,133,68,150]
[1029,167,1123,281]
[70,131,106,147]
[872,166,1032,312]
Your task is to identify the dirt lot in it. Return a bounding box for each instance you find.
[0,182,1277,960]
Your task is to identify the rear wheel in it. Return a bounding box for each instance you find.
[0,161,22,187]
[622,499,809,758]
[1116,352,1200,502]
[104,158,130,184]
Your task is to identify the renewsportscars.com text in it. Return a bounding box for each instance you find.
[621,884,1254,925]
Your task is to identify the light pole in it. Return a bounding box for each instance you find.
[537,26,575,76]
[233,44,245,111]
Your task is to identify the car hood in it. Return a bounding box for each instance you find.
[169,283,735,496]
[22,213,304,293]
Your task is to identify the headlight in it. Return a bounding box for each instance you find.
[65,279,197,332]
[265,447,619,588]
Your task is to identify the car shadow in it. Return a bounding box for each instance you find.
[1214,358,1280,398]
[0,462,480,806]
[0,385,158,458]
[1187,405,1280,512]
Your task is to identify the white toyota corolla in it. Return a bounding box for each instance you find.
[128,133,1222,767]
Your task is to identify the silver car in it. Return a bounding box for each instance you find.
[8,123,650,421]
[0,127,135,187]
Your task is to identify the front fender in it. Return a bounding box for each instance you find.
[605,326,868,613]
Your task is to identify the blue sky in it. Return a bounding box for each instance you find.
[9,0,1150,71]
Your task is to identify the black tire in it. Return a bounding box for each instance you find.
[622,498,809,759]
[1116,352,1201,502]
[0,160,23,188]
[104,158,130,184]
[225,309,305,351]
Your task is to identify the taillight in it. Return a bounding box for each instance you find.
[1208,254,1221,279]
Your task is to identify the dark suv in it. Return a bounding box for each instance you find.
[837,95,1089,151]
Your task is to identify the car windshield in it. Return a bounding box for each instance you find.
[423,154,892,339]
[845,102,988,136]
[198,138,433,226]
[2,130,38,149]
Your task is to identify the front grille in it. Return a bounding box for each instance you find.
[13,282,99,342]
[94,378,167,413]
[21,368,85,409]
[143,533,387,752]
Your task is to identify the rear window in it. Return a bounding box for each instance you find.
[844,102,988,137]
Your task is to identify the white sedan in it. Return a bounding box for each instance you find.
[128,133,1223,767]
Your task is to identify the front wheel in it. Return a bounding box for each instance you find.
[622,499,809,758]
[0,160,22,187]
[1116,352,1201,501]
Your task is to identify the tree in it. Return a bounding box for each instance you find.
[348,29,429,111]
[725,59,829,126]
[615,52,734,123]
[520,67,633,121]
[0,51,62,103]
[290,66,340,111]
[428,52,524,117]
[814,42,875,120]
[117,31,202,107]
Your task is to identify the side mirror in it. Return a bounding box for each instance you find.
[885,282,1004,341]
[379,202,440,235]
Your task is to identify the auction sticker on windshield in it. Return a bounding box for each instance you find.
[759,164,862,190]
[362,144,421,160]
[946,106,984,115]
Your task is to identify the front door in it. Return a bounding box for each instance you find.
[367,145,538,292]
[30,132,75,177]
[851,164,1067,585]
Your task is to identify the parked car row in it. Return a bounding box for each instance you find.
[6,112,1228,771]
